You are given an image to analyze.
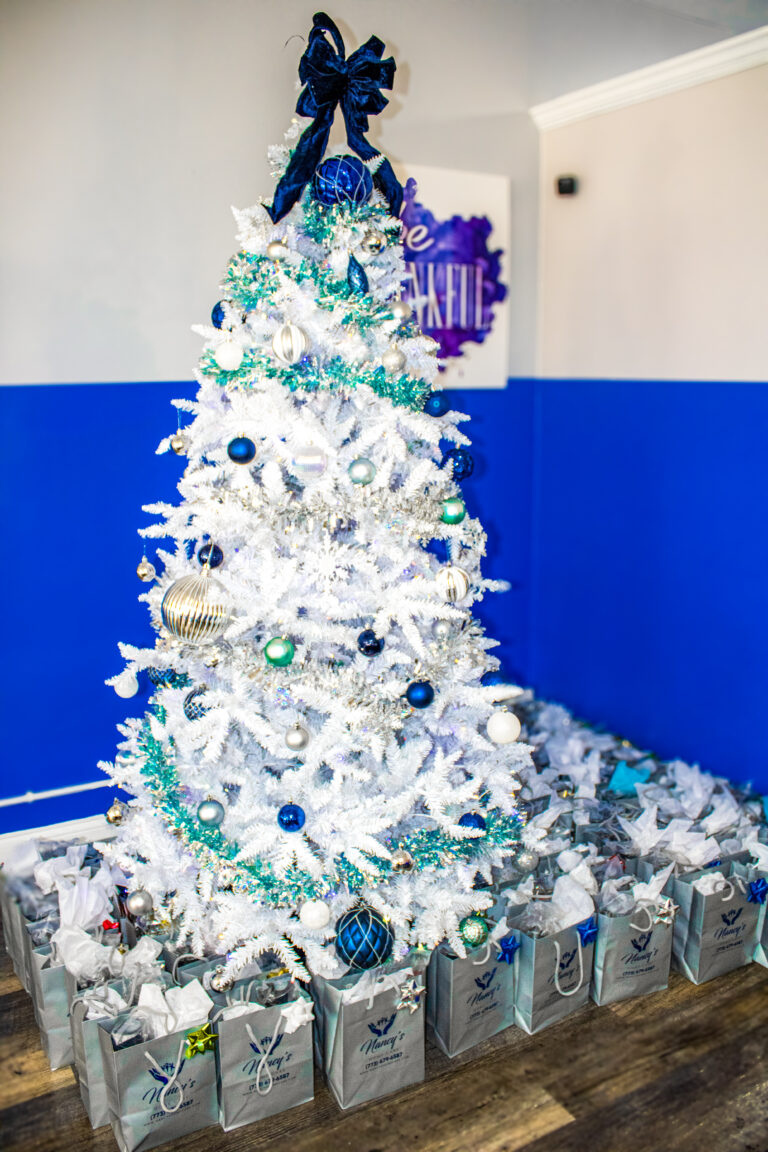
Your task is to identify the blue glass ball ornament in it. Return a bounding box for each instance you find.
[347,255,369,294]
[335,905,394,971]
[197,543,223,569]
[312,155,373,207]
[458,812,487,831]
[147,668,191,690]
[183,687,209,721]
[227,436,256,464]
[211,301,226,329]
[405,680,434,709]
[423,391,450,417]
[357,629,384,657]
[277,803,306,832]
[442,447,474,480]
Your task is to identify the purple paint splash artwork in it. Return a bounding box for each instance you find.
[400,178,507,365]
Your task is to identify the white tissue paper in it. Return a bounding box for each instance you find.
[56,874,112,933]
[34,845,88,895]
[692,871,729,895]
[137,978,213,1039]
[51,925,118,983]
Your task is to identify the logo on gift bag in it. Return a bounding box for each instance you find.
[243,1032,291,1077]
[715,905,746,942]
[721,909,742,927]
[147,1059,185,1085]
[368,1015,396,1037]
[474,968,497,991]
[631,932,653,952]
[559,950,576,971]
[142,1061,196,1109]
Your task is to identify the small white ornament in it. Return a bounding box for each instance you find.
[299,899,331,929]
[266,240,289,260]
[390,298,412,322]
[272,323,309,365]
[487,710,522,744]
[348,457,376,486]
[285,724,310,752]
[435,566,470,602]
[292,445,327,478]
[382,346,406,374]
[114,670,139,698]
[214,341,244,372]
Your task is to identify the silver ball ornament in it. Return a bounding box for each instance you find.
[486,710,522,745]
[285,724,310,752]
[209,965,234,993]
[170,433,186,455]
[272,323,309,365]
[136,557,156,582]
[361,229,386,255]
[299,899,331,930]
[390,298,413,322]
[266,240,289,260]
[515,849,540,875]
[432,619,455,642]
[391,849,414,873]
[435,565,470,603]
[382,346,406,374]
[348,457,376,486]
[125,890,154,918]
[197,799,226,827]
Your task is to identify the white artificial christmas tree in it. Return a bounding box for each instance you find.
[101,12,531,982]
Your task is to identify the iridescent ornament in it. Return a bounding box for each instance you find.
[390,298,412,323]
[213,341,244,372]
[113,670,139,698]
[459,915,489,948]
[335,905,393,970]
[277,803,306,832]
[106,800,127,825]
[184,687,209,721]
[266,240,289,260]
[136,556,156,582]
[197,542,223,569]
[161,570,230,645]
[424,391,449,417]
[442,447,474,480]
[197,799,225,826]
[347,254,369,294]
[435,565,470,602]
[292,445,327,478]
[125,890,153,918]
[361,229,386,255]
[441,498,466,525]
[312,155,373,206]
[382,346,406,374]
[406,680,434,709]
[487,710,522,744]
[170,432,186,455]
[299,899,331,929]
[285,724,310,751]
[272,323,308,365]
[348,457,376,485]
[391,849,414,873]
[357,629,384,657]
[227,435,256,464]
[458,812,487,831]
[264,637,295,667]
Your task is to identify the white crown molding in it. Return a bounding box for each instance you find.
[530,24,768,131]
[0,813,112,864]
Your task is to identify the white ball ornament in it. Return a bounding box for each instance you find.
[285,724,310,752]
[213,341,244,372]
[435,566,470,603]
[292,445,327,479]
[266,240,289,260]
[382,346,406,374]
[486,710,522,745]
[272,324,309,365]
[299,899,331,930]
[114,670,139,698]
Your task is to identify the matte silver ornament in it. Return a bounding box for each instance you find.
[272,323,309,365]
[197,799,226,826]
[161,569,230,646]
[361,229,386,255]
[285,724,310,752]
[435,565,470,602]
[391,849,414,873]
[390,298,412,322]
[125,889,153,917]
[292,445,327,478]
[348,457,376,486]
[382,346,406,374]
[266,240,289,260]
[170,432,186,455]
[515,849,540,875]
[136,557,156,582]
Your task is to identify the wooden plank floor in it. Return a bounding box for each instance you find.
[3,923,768,1152]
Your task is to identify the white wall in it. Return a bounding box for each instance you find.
[537,60,768,381]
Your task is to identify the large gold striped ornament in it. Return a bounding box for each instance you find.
[435,565,470,602]
[161,570,230,645]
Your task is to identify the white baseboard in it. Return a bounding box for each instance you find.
[0,813,112,866]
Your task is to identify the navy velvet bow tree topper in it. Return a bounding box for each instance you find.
[268,12,403,223]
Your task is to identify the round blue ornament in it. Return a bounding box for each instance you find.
[442,447,474,480]
[277,803,306,832]
[406,680,434,709]
[424,391,450,417]
[227,436,256,464]
[197,543,223,569]
[312,156,373,207]
[458,812,487,831]
[357,629,384,657]
[211,301,226,329]
[335,905,394,971]
[183,688,209,721]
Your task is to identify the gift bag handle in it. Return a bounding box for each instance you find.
[144,1035,187,1114]
[171,952,198,982]
[629,904,654,933]
[471,944,492,966]
[553,937,585,998]
[245,1015,283,1097]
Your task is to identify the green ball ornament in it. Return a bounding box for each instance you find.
[264,637,295,667]
[459,915,489,948]
[441,498,466,525]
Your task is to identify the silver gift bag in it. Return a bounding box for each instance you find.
[427,935,519,1057]
[98,1014,219,1152]
[29,943,73,1069]
[214,986,314,1131]
[311,958,426,1110]
[672,864,760,984]
[731,862,768,968]
[512,916,596,1035]
[591,908,673,1006]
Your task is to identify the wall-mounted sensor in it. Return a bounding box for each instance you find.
[556,176,578,196]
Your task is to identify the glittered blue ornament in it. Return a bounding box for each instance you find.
[442,447,474,480]
[211,301,226,329]
[147,668,191,690]
[405,680,434,709]
[227,436,256,464]
[335,905,394,971]
[312,155,373,206]
[197,543,224,569]
[357,629,384,657]
[423,391,450,417]
[277,803,306,832]
[347,254,369,294]
[183,688,209,721]
[458,812,487,831]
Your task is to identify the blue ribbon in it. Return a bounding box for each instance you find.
[576,916,598,947]
[748,878,768,904]
[268,13,402,222]
[497,934,521,965]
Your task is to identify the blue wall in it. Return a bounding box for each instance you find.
[1,377,766,833]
